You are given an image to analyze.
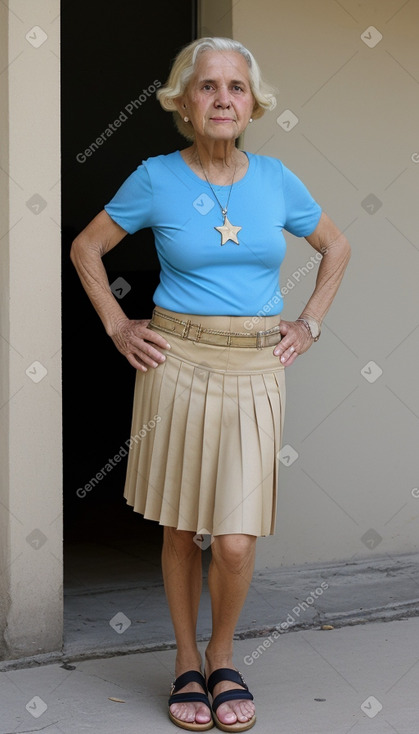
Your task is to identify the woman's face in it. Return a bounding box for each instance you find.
[181,50,256,143]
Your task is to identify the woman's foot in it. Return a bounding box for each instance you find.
[205,650,256,729]
[169,655,213,729]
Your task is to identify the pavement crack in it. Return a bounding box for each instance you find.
[5,723,60,733]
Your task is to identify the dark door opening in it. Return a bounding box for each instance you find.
[61,0,197,648]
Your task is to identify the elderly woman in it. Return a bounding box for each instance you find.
[71,37,350,732]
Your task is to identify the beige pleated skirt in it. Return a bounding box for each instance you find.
[123,307,286,537]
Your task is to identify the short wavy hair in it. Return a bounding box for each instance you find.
[156,37,277,141]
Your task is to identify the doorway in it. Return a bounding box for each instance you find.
[61,0,197,654]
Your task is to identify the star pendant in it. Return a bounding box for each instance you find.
[215,215,241,246]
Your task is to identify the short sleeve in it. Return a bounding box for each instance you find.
[281,164,322,237]
[104,163,154,235]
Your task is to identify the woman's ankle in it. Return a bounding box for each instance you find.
[175,649,203,676]
[205,643,234,672]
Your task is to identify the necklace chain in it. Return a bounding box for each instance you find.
[197,154,236,217]
[195,152,242,246]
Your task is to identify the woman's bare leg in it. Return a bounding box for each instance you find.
[162,526,212,725]
[205,534,257,727]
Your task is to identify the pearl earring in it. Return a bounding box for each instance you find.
[184,116,189,122]
[249,117,253,123]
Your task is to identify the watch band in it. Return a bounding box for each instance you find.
[296,317,321,341]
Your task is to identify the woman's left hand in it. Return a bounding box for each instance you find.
[273,320,314,367]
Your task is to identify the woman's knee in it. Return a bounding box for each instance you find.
[163,526,200,554]
[211,533,256,574]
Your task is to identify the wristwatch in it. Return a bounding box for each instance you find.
[297,317,321,342]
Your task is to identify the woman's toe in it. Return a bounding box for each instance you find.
[171,701,211,724]
[195,703,212,723]
[236,700,255,721]
[216,702,238,724]
[216,700,255,725]
[171,703,193,722]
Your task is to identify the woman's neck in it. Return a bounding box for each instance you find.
[182,140,247,185]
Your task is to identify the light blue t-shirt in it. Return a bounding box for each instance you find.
[104,151,322,316]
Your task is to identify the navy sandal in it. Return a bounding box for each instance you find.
[168,670,214,731]
[206,668,256,732]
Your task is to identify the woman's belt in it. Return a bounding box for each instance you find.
[148,310,282,349]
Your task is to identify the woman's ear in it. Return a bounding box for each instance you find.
[173,97,187,116]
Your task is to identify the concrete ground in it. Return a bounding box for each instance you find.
[1,616,419,734]
[2,538,419,733]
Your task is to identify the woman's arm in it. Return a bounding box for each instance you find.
[298,211,351,324]
[274,212,351,366]
[70,209,171,370]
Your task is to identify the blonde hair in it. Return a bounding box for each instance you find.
[156,37,277,141]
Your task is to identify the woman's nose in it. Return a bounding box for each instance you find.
[215,87,231,108]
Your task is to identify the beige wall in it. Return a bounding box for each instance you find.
[0,1,62,659]
[221,0,419,569]
[0,0,11,660]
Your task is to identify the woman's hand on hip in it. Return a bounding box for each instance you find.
[273,320,314,367]
[110,317,171,371]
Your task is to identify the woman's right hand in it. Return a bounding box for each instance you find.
[110,317,171,371]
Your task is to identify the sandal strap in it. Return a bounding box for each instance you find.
[207,668,249,695]
[171,670,208,695]
[169,691,211,707]
[212,689,254,714]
